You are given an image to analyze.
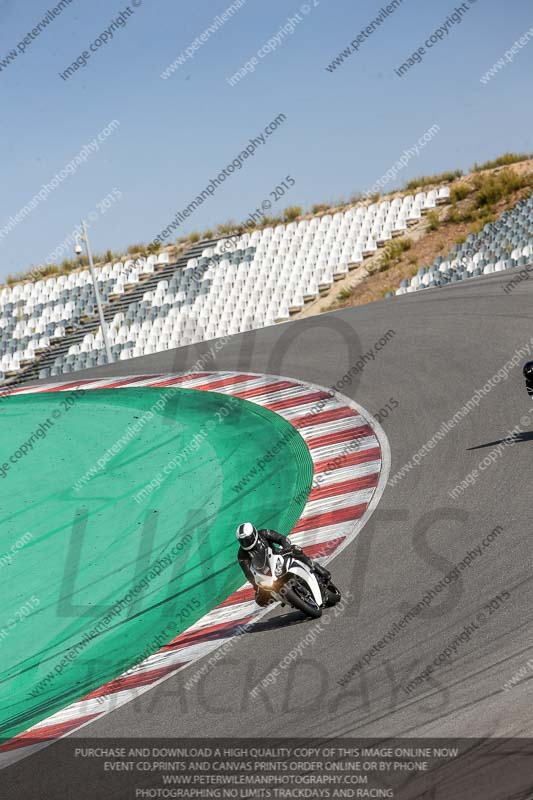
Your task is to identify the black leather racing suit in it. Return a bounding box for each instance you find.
[238,529,316,607]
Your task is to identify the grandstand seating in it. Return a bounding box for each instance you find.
[0,188,449,384]
[393,191,533,296]
[0,254,172,382]
[9,245,206,385]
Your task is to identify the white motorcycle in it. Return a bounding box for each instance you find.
[250,546,341,619]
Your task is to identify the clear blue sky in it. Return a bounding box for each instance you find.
[0,0,532,279]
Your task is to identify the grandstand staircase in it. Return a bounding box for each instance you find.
[7,241,210,387]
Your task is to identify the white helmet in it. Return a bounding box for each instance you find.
[236,522,258,550]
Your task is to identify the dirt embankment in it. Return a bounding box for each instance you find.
[306,159,533,313]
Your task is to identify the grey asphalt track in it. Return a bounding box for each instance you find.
[4,271,533,796]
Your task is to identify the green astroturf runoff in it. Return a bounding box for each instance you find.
[0,387,313,740]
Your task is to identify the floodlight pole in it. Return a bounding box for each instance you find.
[80,220,113,364]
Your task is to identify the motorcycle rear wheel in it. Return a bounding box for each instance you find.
[325,582,342,607]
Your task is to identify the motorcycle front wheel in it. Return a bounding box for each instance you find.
[281,580,322,619]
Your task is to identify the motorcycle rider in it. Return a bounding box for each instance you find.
[236,522,330,607]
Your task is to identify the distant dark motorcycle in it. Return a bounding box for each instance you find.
[523,361,533,397]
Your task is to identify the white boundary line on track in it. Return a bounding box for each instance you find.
[0,371,390,766]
